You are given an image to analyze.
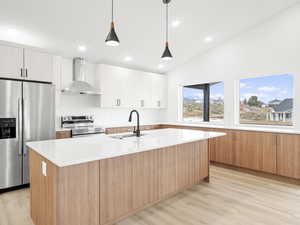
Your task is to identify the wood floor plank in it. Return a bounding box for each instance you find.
[1,165,299,225]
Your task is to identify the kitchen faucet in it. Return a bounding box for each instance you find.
[128,110,141,137]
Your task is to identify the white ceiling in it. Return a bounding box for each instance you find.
[0,0,299,73]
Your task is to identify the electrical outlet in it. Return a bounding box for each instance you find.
[41,161,47,176]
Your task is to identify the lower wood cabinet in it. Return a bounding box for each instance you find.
[99,141,208,225]
[164,124,300,179]
[277,134,300,179]
[105,125,161,134]
[56,130,71,139]
[209,129,235,165]
[234,131,277,174]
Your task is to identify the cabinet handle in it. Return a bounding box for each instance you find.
[25,68,28,78]
[157,101,161,107]
[141,100,144,107]
[116,99,121,106]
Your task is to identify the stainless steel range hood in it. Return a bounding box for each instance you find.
[61,58,101,95]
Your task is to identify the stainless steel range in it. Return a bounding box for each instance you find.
[61,115,105,138]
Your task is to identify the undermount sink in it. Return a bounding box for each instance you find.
[110,133,147,140]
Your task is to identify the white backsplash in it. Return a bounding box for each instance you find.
[56,94,165,129]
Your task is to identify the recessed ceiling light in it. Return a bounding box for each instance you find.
[78,45,87,52]
[204,36,213,43]
[124,56,132,62]
[158,64,164,69]
[171,20,182,28]
[7,28,18,36]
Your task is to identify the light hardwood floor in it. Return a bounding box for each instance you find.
[1,165,300,225]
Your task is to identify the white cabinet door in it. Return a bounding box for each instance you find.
[0,44,23,79]
[133,72,153,109]
[98,64,130,108]
[151,74,167,109]
[60,58,73,89]
[24,49,53,82]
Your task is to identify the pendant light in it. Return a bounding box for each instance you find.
[161,0,173,60]
[105,0,120,46]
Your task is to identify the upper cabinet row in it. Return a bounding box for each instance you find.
[97,64,167,109]
[0,43,167,109]
[0,44,53,82]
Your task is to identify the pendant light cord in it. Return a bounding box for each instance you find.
[166,3,168,43]
[112,0,114,22]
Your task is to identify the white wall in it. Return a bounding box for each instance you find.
[166,4,300,130]
[55,58,165,128]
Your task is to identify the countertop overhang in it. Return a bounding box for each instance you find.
[27,128,225,167]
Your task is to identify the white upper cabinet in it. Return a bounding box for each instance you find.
[151,74,167,109]
[24,49,54,82]
[0,43,54,83]
[97,64,131,108]
[0,44,23,79]
[97,64,167,109]
[133,72,153,108]
[60,57,73,89]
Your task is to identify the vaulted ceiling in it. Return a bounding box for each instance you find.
[0,0,299,73]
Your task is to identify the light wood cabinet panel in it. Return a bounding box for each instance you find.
[57,161,99,225]
[209,129,235,164]
[132,151,159,210]
[29,150,57,225]
[0,44,23,79]
[99,155,133,225]
[105,125,161,134]
[98,141,209,225]
[176,141,208,189]
[158,146,177,198]
[30,150,99,225]
[56,131,71,139]
[234,131,277,173]
[277,134,300,179]
[162,124,282,177]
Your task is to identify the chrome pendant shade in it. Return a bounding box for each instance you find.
[105,0,120,46]
[161,0,173,60]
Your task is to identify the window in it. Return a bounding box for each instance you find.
[182,82,224,122]
[239,74,294,126]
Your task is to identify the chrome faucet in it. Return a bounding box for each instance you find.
[128,110,141,137]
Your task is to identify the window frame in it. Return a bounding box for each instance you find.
[179,82,224,124]
[236,74,295,128]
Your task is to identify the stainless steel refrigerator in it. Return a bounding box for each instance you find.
[0,79,55,190]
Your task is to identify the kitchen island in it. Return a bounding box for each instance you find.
[27,128,225,225]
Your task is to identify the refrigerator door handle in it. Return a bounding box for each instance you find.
[18,98,23,156]
[23,98,28,156]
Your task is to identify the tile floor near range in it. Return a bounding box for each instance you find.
[1,166,300,225]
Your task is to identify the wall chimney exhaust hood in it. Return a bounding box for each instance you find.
[61,58,101,95]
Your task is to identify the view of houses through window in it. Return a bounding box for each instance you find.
[182,82,224,122]
[239,74,294,126]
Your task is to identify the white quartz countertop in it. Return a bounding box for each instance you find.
[27,128,225,167]
[162,122,300,135]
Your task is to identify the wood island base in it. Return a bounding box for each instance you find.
[29,140,209,225]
